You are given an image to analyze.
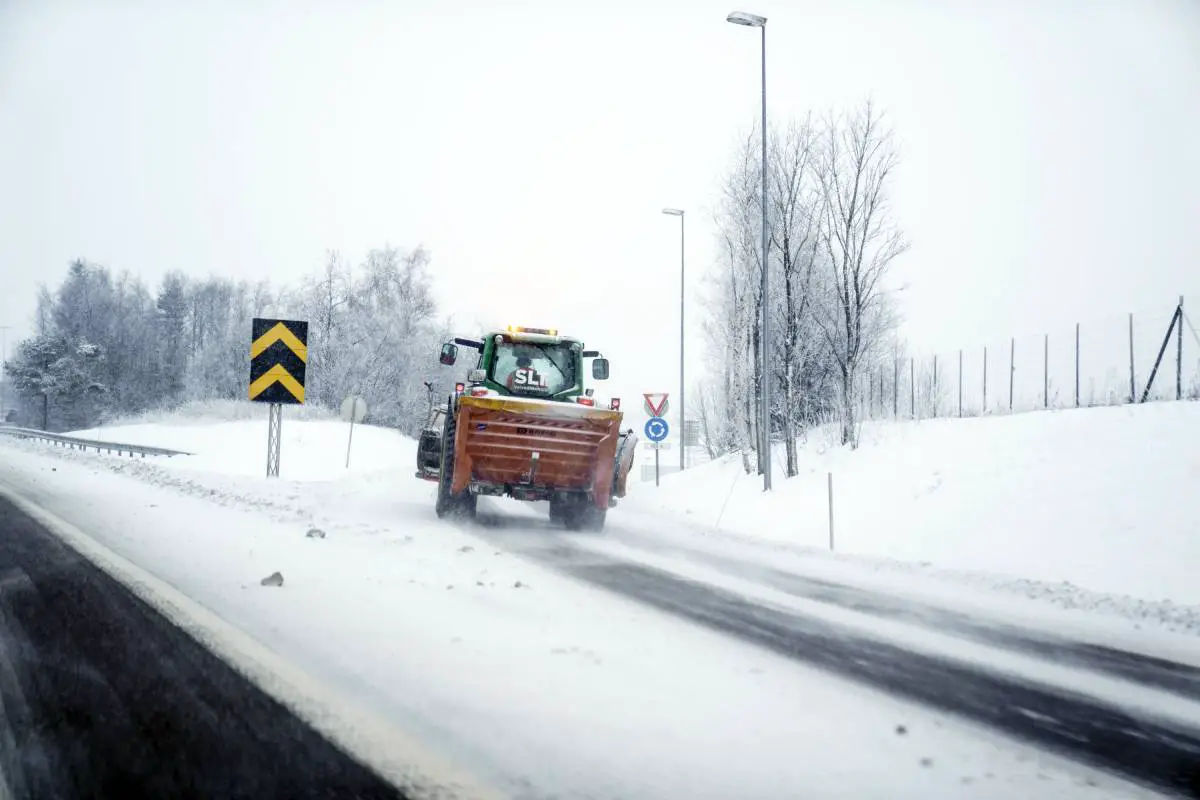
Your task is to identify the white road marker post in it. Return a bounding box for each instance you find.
[341,395,368,469]
[827,472,834,551]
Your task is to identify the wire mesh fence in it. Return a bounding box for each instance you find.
[858,297,1198,422]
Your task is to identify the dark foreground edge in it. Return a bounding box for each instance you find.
[0,493,409,800]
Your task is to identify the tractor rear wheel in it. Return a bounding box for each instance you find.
[435,410,476,520]
[562,500,606,532]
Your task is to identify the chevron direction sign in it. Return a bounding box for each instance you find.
[249,318,308,404]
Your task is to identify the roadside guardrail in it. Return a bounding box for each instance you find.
[0,426,193,458]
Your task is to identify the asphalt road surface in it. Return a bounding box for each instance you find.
[477,516,1200,799]
[0,494,408,800]
[595,529,1200,698]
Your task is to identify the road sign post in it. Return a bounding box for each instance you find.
[644,415,670,487]
[250,318,308,478]
[341,395,367,468]
[266,402,282,478]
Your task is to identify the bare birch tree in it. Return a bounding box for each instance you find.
[815,99,908,448]
[767,116,828,475]
[708,129,770,473]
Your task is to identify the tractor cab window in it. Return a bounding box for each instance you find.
[491,341,577,395]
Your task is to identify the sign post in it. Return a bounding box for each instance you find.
[341,395,368,468]
[249,318,308,478]
[266,402,282,478]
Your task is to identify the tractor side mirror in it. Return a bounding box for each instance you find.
[439,342,458,366]
[592,358,610,380]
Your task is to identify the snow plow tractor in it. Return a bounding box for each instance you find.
[415,326,638,531]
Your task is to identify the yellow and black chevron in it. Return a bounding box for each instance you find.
[249,318,308,404]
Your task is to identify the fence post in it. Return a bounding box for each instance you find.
[1075,322,1080,408]
[1178,296,1184,400]
[1043,333,1049,408]
[827,472,834,551]
[1141,305,1183,403]
[1128,312,1136,404]
[983,346,988,413]
[1009,337,1015,411]
[958,349,963,417]
[910,358,915,419]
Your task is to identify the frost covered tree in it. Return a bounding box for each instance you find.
[281,245,449,433]
[702,99,907,467]
[5,333,106,430]
[705,155,762,475]
[6,243,451,434]
[815,100,908,447]
[768,116,832,473]
[156,271,189,398]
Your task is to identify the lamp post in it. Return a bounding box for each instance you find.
[726,9,770,491]
[0,325,9,420]
[661,207,685,471]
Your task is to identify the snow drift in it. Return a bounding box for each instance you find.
[629,401,1200,607]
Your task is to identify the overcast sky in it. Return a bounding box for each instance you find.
[2,0,1198,424]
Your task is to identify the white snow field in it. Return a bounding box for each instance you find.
[0,399,1193,799]
[624,400,1200,611]
[74,400,398,480]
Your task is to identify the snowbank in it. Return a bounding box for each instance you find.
[98,399,339,425]
[72,401,410,482]
[629,401,1200,606]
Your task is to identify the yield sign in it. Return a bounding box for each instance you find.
[643,392,669,417]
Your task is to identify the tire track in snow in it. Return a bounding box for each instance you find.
[593,533,1200,699]
[760,569,1200,698]
[488,530,1200,798]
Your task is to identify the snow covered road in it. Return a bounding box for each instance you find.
[474,512,1200,797]
[564,525,1200,698]
[1,415,1195,799]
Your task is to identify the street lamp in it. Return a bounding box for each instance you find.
[661,207,685,472]
[0,325,9,420]
[726,9,771,492]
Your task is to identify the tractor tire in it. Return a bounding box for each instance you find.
[435,410,476,521]
[563,501,606,533]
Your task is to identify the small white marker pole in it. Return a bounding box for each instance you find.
[345,417,355,468]
[827,471,834,551]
